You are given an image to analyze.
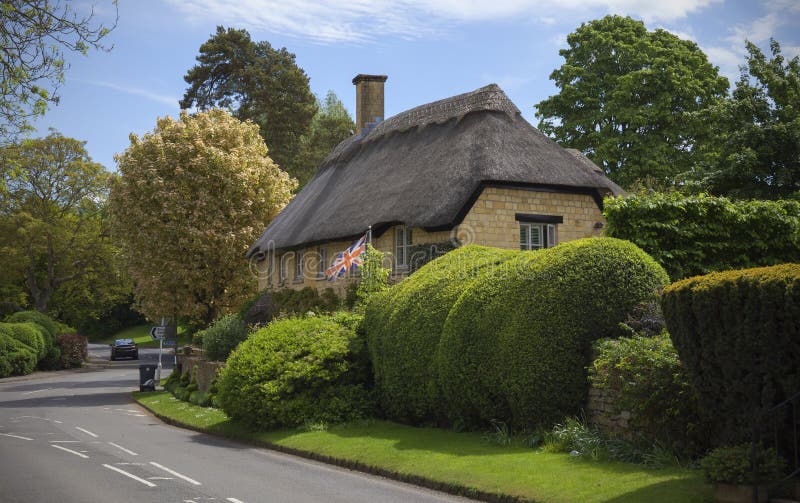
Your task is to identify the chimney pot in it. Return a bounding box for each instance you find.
[353,74,387,133]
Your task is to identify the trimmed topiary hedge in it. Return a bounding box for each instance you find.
[436,238,669,430]
[5,310,57,352]
[662,264,800,446]
[0,331,38,377]
[1,323,47,359]
[364,245,517,424]
[604,193,800,280]
[199,314,249,362]
[216,312,374,429]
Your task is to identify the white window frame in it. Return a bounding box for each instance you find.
[395,225,413,270]
[519,222,557,250]
[317,247,327,280]
[279,253,290,286]
[294,250,304,282]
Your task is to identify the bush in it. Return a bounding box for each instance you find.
[0,333,37,377]
[56,333,88,368]
[700,444,785,485]
[364,245,517,424]
[39,346,63,371]
[604,193,800,280]
[662,264,800,446]
[0,322,47,359]
[76,297,146,340]
[202,315,249,362]
[271,287,341,316]
[217,313,374,429]
[435,238,669,430]
[589,332,707,457]
[5,310,57,351]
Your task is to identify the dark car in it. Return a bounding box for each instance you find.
[110,338,138,360]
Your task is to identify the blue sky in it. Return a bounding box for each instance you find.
[36,0,800,170]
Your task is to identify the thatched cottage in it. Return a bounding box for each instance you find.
[247,75,623,293]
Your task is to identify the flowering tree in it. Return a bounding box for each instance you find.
[109,110,296,323]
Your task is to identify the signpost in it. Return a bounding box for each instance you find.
[150,325,166,381]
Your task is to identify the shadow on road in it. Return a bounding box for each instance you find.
[0,391,138,409]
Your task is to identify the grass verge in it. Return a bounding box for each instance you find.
[133,391,711,503]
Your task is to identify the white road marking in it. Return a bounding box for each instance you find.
[227,498,246,503]
[114,409,140,413]
[75,427,98,438]
[115,462,146,466]
[49,440,81,443]
[22,388,51,395]
[108,442,138,456]
[102,464,157,487]
[149,461,202,486]
[147,476,173,480]
[51,444,89,459]
[0,433,33,441]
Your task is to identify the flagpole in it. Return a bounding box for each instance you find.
[367,225,372,246]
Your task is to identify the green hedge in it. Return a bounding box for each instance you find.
[5,310,57,351]
[589,332,707,457]
[604,193,800,280]
[436,238,669,430]
[662,264,800,446]
[0,323,47,359]
[364,246,517,424]
[198,314,249,362]
[216,313,374,429]
[0,332,37,377]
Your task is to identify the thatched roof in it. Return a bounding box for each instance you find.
[247,84,623,257]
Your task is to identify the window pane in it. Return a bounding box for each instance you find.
[547,224,556,248]
[520,225,529,250]
[531,225,541,249]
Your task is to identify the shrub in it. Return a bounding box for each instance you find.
[604,193,800,280]
[0,322,47,359]
[355,244,389,309]
[0,333,37,377]
[589,332,707,457]
[5,310,57,350]
[38,346,63,371]
[56,333,88,368]
[436,238,669,430]
[202,315,249,362]
[217,312,374,429]
[700,444,785,485]
[662,264,800,446]
[364,245,517,424]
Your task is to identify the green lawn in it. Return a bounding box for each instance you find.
[134,391,712,503]
[93,324,191,349]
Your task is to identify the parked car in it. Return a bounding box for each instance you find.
[110,338,138,360]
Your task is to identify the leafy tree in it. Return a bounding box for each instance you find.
[535,15,729,189]
[0,132,124,315]
[180,26,317,182]
[294,91,355,187]
[688,39,800,199]
[109,110,296,324]
[0,0,117,144]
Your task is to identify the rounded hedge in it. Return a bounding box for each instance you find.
[364,245,517,424]
[0,323,47,359]
[216,313,374,429]
[0,333,37,377]
[435,238,669,430]
[662,264,800,446]
[200,314,249,362]
[5,310,57,350]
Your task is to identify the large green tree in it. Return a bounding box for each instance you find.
[294,91,355,187]
[180,26,317,183]
[109,110,296,324]
[688,39,800,199]
[0,1,116,144]
[0,133,125,317]
[535,15,729,189]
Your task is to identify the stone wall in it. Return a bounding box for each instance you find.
[586,384,633,440]
[176,352,224,393]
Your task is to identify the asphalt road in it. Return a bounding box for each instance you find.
[0,344,471,503]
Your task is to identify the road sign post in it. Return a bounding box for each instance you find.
[149,325,166,383]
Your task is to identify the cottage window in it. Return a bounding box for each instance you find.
[317,248,327,279]
[294,250,304,282]
[519,223,556,250]
[279,253,290,286]
[395,225,413,269]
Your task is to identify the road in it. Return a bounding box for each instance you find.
[0,344,471,503]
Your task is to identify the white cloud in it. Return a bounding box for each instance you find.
[165,0,720,44]
[75,79,178,106]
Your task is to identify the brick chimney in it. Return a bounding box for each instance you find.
[352,74,388,133]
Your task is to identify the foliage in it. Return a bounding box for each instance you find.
[688,39,800,199]
[1,322,46,358]
[662,264,800,446]
[0,1,116,143]
[407,239,461,273]
[109,109,296,324]
[6,309,56,344]
[217,313,374,429]
[180,26,317,181]
[535,15,728,189]
[364,245,517,424]
[0,133,126,315]
[355,244,389,310]
[270,287,340,316]
[589,332,706,457]
[294,91,355,188]
[436,239,668,430]
[700,444,785,485]
[604,192,800,280]
[0,327,37,376]
[76,296,145,340]
[55,332,86,368]
[200,314,249,362]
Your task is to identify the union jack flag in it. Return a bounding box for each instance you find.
[326,234,367,281]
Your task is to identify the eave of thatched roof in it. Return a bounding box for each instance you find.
[247,84,623,257]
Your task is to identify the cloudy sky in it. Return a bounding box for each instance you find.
[37,0,800,169]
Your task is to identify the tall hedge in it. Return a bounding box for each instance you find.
[0,323,47,359]
[364,246,517,424]
[0,331,38,377]
[604,193,800,280]
[216,313,374,429]
[5,310,58,351]
[662,264,800,446]
[436,238,669,429]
